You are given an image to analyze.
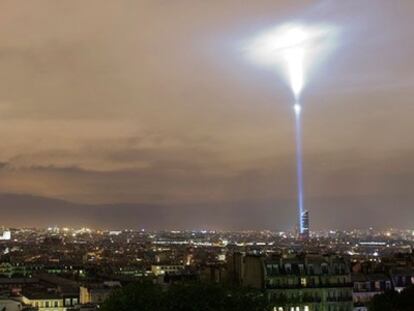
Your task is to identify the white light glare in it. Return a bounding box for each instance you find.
[284,45,305,99]
[294,103,302,115]
[272,27,307,98]
[246,24,336,99]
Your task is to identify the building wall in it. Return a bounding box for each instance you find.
[80,286,113,305]
[239,254,353,311]
[21,296,66,311]
[242,255,264,289]
[151,265,185,276]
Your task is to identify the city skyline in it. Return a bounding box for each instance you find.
[1,0,414,230]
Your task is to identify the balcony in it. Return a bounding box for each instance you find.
[265,282,353,289]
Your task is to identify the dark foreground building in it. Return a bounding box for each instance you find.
[233,253,353,311]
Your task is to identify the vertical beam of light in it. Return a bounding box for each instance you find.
[246,24,336,236]
[284,46,305,100]
[282,29,306,235]
[294,103,304,234]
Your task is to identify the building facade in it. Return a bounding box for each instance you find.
[20,293,66,311]
[300,210,310,240]
[352,273,392,311]
[239,254,353,311]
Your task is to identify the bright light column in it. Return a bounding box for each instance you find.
[246,24,335,236]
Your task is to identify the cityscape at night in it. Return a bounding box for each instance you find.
[1,1,414,311]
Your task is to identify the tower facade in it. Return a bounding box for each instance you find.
[299,210,310,240]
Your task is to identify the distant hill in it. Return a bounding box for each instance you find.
[0,193,413,230]
[0,192,293,230]
[0,193,167,229]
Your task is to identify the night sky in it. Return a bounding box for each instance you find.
[0,1,413,230]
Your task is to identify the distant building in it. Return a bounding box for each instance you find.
[20,291,66,311]
[389,267,414,292]
[300,210,310,240]
[235,253,353,311]
[0,277,39,296]
[79,282,120,305]
[151,264,185,276]
[200,263,227,283]
[228,252,245,285]
[0,263,29,278]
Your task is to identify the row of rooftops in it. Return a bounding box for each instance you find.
[263,255,350,276]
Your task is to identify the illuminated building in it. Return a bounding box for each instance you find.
[80,283,120,305]
[0,263,29,278]
[300,210,310,240]
[20,292,67,311]
[151,264,185,276]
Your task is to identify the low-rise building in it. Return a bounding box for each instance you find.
[79,282,120,306]
[389,267,414,292]
[20,291,66,311]
[239,254,353,311]
[0,264,29,278]
[352,273,392,311]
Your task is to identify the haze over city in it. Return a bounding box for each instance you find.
[1,0,414,230]
[3,2,414,311]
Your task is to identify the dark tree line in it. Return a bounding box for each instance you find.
[369,286,414,311]
[103,281,414,311]
[102,281,270,311]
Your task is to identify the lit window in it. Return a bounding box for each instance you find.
[301,278,307,286]
[304,307,309,311]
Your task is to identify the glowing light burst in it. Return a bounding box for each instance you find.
[278,26,307,99]
[246,23,335,97]
[246,23,336,235]
[285,47,305,99]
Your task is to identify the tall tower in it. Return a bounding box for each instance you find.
[299,210,310,240]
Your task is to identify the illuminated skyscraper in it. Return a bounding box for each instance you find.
[300,210,309,240]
